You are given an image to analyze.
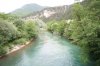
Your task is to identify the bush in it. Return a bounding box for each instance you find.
[0,45,7,56]
[13,38,27,45]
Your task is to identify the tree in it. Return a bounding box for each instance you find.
[24,20,37,39]
[71,0,100,65]
[0,20,19,45]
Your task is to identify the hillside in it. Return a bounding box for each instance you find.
[11,3,45,17]
[24,5,72,22]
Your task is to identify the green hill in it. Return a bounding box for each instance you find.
[11,3,44,17]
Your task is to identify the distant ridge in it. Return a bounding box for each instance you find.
[11,3,45,17]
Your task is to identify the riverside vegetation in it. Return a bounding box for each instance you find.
[47,0,100,66]
[0,13,37,56]
[0,0,100,66]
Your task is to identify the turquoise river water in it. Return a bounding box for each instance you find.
[0,32,93,66]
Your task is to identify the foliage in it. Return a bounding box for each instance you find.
[0,13,38,56]
[0,13,9,20]
[24,20,37,39]
[71,1,100,65]
[0,20,20,44]
[70,1,100,65]
[13,38,27,45]
[47,0,100,65]
[0,45,7,56]
[47,20,67,35]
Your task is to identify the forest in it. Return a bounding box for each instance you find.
[47,0,100,66]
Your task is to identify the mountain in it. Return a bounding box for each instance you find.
[11,3,45,17]
[24,5,72,22]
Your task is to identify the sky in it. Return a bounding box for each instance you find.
[0,0,76,13]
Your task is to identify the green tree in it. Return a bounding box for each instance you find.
[71,0,100,65]
[0,20,19,45]
[24,20,37,39]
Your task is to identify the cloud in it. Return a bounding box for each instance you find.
[0,0,75,13]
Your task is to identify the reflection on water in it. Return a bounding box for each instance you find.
[0,32,91,66]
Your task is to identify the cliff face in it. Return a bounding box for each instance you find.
[24,5,72,22]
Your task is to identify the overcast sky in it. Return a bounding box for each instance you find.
[0,0,76,13]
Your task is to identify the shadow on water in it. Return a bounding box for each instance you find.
[0,31,93,66]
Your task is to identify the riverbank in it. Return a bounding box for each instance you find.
[0,39,34,58]
[0,32,92,66]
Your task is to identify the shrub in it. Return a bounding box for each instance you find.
[0,45,7,56]
[13,38,27,45]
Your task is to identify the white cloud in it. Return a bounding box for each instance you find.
[0,0,75,13]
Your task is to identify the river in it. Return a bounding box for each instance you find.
[0,32,92,66]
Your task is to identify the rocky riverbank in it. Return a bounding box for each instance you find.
[0,39,33,58]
